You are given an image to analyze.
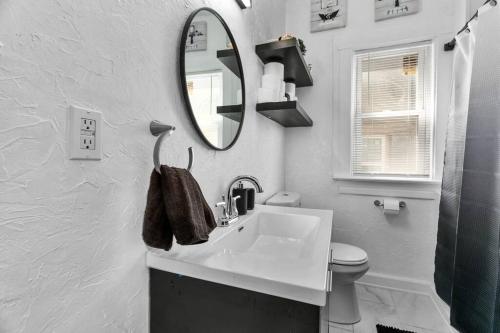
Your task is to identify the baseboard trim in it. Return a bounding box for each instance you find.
[358,272,433,294]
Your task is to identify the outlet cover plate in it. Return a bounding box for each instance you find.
[68,105,102,160]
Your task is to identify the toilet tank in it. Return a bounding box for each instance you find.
[265,192,301,207]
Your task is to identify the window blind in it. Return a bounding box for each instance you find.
[351,42,434,178]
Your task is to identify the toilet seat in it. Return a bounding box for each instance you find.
[331,243,368,266]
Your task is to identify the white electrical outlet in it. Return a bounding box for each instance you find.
[79,135,95,150]
[68,105,102,160]
[81,118,96,133]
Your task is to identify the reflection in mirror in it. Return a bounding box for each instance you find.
[181,8,244,150]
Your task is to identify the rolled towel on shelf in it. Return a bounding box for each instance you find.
[264,62,284,78]
[261,74,282,90]
[280,81,286,101]
[285,82,296,101]
[258,87,280,103]
[259,74,286,102]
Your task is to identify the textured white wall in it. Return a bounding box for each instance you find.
[468,0,489,17]
[284,0,460,284]
[0,0,286,331]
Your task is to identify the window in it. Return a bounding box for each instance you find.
[351,42,434,178]
[186,71,224,146]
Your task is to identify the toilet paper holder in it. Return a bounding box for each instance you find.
[374,200,406,208]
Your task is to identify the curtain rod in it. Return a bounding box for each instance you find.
[444,0,497,51]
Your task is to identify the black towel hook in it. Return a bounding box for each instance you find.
[150,120,193,174]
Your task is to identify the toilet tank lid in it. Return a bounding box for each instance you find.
[265,191,301,207]
[331,242,368,265]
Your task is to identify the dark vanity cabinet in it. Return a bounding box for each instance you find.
[150,269,320,333]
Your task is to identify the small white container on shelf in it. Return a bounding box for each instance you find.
[280,81,287,101]
[259,71,285,103]
[264,62,284,78]
[258,87,279,103]
[261,74,282,90]
[285,82,296,100]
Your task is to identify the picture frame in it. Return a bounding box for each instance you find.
[375,0,419,21]
[186,21,207,52]
[311,0,347,32]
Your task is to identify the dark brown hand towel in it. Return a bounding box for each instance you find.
[143,165,217,251]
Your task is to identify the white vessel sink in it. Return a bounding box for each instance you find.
[147,204,333,306]
[206,212,321,275]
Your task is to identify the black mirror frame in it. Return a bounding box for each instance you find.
[179,7,246,151]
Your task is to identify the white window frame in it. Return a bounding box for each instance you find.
[186,70,224,146]
[350,41,435,179]
[332,36,450,188]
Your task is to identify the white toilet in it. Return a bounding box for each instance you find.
[329,242,369,324]
[266,192,369,324]
[265,191,301,207]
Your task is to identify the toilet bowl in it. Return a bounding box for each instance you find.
[264,194,369,324]
[329,242,369,324]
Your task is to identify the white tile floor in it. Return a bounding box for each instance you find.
[328,284,453,333]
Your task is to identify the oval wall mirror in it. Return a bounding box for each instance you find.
[180,8,245,151]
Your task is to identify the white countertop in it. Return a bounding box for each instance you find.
[146,204,333,306]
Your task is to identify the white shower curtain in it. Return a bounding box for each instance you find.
[435,15,477,307]
[435,2,500,332]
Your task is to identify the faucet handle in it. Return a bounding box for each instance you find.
[231,195,241,206]
[215,196,229,221]
[231,195,241,216]
[215,201,227,208]
[215,196,227,208]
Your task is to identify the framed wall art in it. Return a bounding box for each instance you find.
[311,0,347,32]
[185,21,207,52]
[375,0,419,21]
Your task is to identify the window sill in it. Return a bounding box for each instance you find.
[333,176,442,185]
[333,175,442,200]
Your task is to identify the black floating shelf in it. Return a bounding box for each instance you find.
[255,38,313,88]
[217,104,243,122]
[217,49,241,79]
[256,101,313,128]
